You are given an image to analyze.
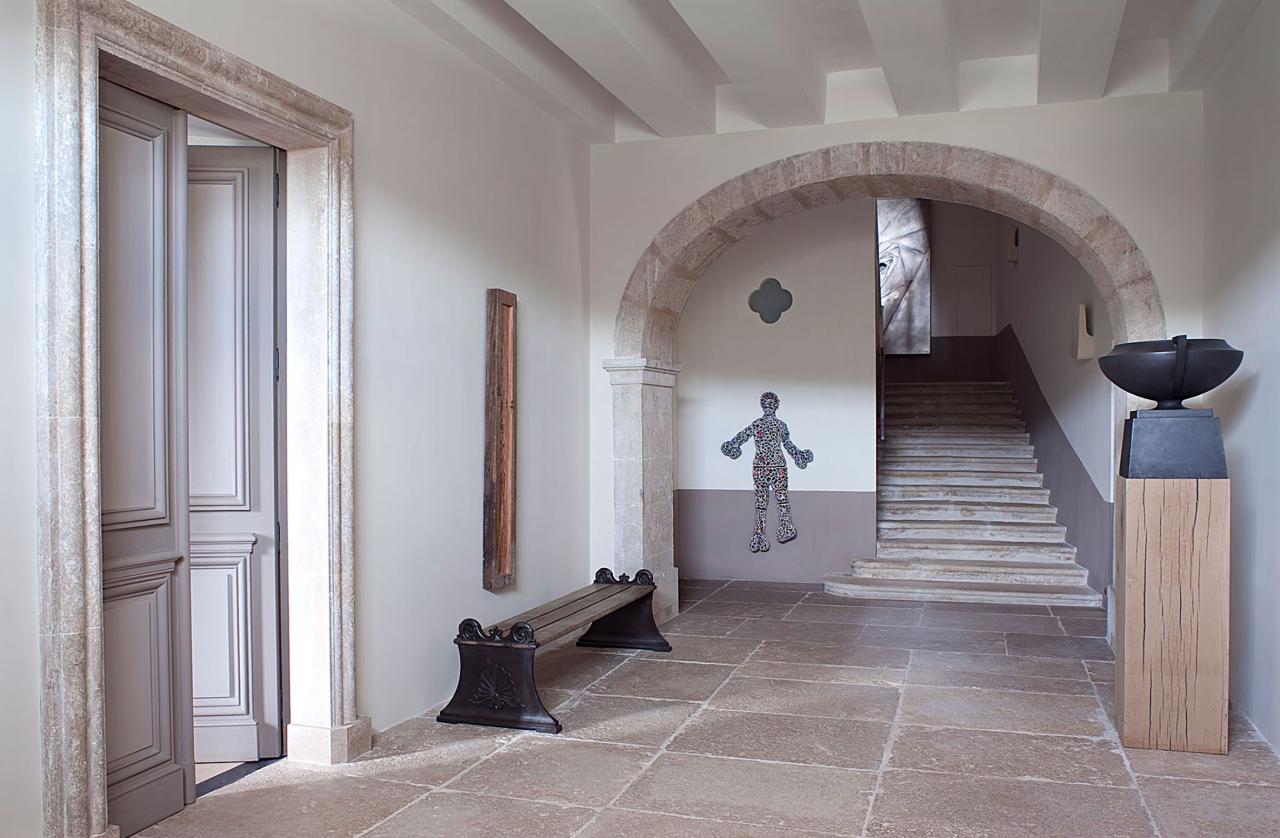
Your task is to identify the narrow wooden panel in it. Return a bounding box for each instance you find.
[1116,478,1230,754]
[483,289,517,591]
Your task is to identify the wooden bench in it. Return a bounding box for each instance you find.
[436,568,671,734]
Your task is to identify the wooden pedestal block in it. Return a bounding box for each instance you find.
[1116,478,1230,753]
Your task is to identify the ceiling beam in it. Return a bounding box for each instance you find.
[1169,0,1261,91]
[391,0,617,143]
[505,0,718,138]
[669,0,826,128]
[857,0,958,116]
[1036,0,1127,104]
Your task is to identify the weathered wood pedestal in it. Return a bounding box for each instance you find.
[1116,478,1230,753]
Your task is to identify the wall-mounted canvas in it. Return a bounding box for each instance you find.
[877,199,932,355]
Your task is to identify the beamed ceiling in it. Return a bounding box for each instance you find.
[393,0,1259,143]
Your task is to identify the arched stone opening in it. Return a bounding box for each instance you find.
[604,141,1166,621]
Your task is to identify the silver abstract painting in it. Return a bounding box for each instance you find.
[877,199,932,354]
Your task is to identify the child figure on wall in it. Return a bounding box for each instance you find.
[721,392,815,553]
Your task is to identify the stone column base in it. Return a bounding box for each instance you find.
[286,718,373,765]
[94,828,121,838]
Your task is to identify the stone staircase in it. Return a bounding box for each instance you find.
[824,381,1103,607]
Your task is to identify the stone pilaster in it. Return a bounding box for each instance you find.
[604,358,681,623]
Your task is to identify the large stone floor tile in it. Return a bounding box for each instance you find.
[555,694,700,747]
[866,770,1155,837]
[891,726,1132,786]
[340,717,512,785]
[1060,617,1107,636]
[802,593,922,608]
[591,658,735,701]
[924,601,1052,615]
[750,639,910,668]
[536,649,631,691]
[447,737,653,807]
[578,808,837,837]
[737,659,904,686]
[727,618,864,643]
[661,614,746,637]
[725,580,824,591]
[618,752,874,834]
[668,709,890,769]
[139,764,423,838]
[362,790,594,837]
[906,664,1095,695]
[785,603,923,626]
[1006,632,1114,660]
[858,624,1007,654]
[910,649,1088,680]
[918,610,1064,635]
[708,675,900,722]
[898,685,1108,737]
[1087,660,1115,682]
[704,588,808,605]
[683,600,794,619]
[638,632,759,664]
[1139,776,1280,837]
[1125,736,1280,786]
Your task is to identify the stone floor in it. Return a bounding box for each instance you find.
[142,579,1280,837]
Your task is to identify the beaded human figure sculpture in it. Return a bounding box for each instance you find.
[720,392,815,553]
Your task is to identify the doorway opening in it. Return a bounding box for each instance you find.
[35,3,362,837]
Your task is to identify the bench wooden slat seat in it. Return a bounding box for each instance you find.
[436,568,671,733]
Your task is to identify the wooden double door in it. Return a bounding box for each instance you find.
[98,80,284,836]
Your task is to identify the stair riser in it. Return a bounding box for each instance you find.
[879,460,1041,474]
[885,434,1034,450]
[876,545,1077,563]
[851,566,1089,586]
[823,577,1103,608]
[879,523,1067,542]
[887,416,1026,427]
[881,445,1035,459]
[878,487,1051,503]
[878,506,1059,524]
[885,405,1021,416]
[880,474,1045,488]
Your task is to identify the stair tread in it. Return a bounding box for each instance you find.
[823,574,1103,607]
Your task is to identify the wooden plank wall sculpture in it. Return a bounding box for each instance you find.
[483,289,517,590]
[1116,477,1230,753]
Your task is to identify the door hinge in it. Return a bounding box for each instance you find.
[274,346,281,382]
[275,521,281,555]
[274,171,281,208]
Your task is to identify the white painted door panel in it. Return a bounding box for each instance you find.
[99,79,194,837]
[187,145,282,762]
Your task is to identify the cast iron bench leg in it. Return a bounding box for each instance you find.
[577,570,673,653]
[436,619,561,734]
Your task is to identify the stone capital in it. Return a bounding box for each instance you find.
[603,357,682,388]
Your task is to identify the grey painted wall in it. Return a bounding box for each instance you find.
[996,327,1114,593]
[675,490,876,582]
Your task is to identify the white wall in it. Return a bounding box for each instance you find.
[996,222,1116,500]
[0,1,594,793]
[1203,0,1280,747]
[589,93,1203,568]
[0,1,44,834]
[676,201,878,492]
[930,201,1002,338]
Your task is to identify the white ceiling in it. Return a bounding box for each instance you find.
[393,0,1259,143]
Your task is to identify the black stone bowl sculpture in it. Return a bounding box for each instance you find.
[1099,335,1243,409]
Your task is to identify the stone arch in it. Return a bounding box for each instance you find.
[604,141,1166,620]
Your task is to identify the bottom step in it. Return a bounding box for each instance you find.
[822,573,1103,607]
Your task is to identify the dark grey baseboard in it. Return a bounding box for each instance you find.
[995,327,1114,593]
[675,489,876,583]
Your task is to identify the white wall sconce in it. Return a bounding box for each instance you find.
[1073,303,1096,360]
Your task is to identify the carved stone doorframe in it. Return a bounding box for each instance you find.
[605,141,1167,622]
[35,1,364,835]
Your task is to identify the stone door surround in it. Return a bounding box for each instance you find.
[603,141,1167,624]
[35,1,363,835]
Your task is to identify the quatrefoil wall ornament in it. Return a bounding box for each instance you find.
[748,277,793,324]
